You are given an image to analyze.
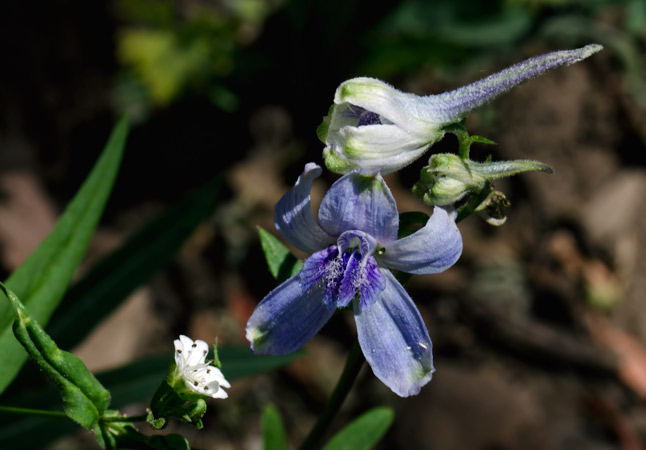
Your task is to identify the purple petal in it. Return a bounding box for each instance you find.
[424,45,603,124]
[354,269,434,397]
[246,276,335,355]
[300,246,338,293]
[338,251,361,307]
[274,163,335,254]
[359,257,385,310]
[318,172,398,243]
[378,206,462,274]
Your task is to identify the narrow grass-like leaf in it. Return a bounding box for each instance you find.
[46,176,222,351]
[322,407,394,450]
[258,227,303,282]
[0,284,110,429]
[263,405,287,450]
[0,118,128,394]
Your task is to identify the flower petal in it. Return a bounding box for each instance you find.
[299,246,338,293]
[334,78,435,135]
[354,270,434,397]
[358,257,385,310]
[318,172,398,243]
[274,163,335,254]
[325,124,436,175]
[378,206,462,274]
[425,44,603,124]
[246,275,335,355]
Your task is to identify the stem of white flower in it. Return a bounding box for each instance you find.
[299,339,364,450]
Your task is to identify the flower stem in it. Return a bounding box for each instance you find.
[299,339,365,450]
[101,413,148,423]
[0,405,68,419]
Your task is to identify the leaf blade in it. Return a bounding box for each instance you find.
[46,176,222,350]
[0,284,110,429]
[0,118,128,394]
[262,405,287,450]
[322,407,394,450]
[258,227,303,283]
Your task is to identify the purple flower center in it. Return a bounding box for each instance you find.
[300,232,386,311]
[343,105,383,127]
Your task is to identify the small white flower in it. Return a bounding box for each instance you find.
[173,335,230,399]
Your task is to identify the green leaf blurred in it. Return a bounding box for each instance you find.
[262,405,287,450]
[0,284,110,430]
[258,227,303,283]
[322,407,394,450]
[0,118,128,395]
[45,175,222,351]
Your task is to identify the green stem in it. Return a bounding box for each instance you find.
[0,405,67,419]
[444,123,471,159]
[101,413,148,423]
[299,339,365,450]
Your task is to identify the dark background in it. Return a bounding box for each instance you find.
[0,0,645,448]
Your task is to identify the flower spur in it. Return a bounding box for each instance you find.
[318,44,603,175]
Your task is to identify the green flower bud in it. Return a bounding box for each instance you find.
[414,153,553,206]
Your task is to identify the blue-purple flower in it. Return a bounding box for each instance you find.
[246,163,462,397]
[318,44,602,175]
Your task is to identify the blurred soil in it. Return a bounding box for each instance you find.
[1,3,646,450]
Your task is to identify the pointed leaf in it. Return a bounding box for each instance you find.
[0,118,128,394]
[45,176,222,350]
[263,405,287,450]
[322,407,394,450]
[0,284,110,429]
[470,135,496,145]
[258,227,303,282]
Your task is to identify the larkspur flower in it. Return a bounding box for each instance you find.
[246,163,462,397]
[173,335,230,399]
[318,44,602,175]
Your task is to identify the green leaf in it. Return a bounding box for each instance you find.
[0,118,128,394]
[262,405,287,450]
[0,347,304,449]
[258,227,303,282]
[45,175,222,351]
[322,407,394,450]
[0,284,110,429]
[470,135,497,146]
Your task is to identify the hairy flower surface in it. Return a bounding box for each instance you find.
[246,163,463,396]
[173,335,230,399]
[318,44,602,175]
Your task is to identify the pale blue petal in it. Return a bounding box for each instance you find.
[378,207,462,274]
[246,276,335,355]
[318,172,398,244]
[354,270,434,397]
[423,45,603,124]
[275,163,335,254]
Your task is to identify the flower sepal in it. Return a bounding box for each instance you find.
[146,378,208,430]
